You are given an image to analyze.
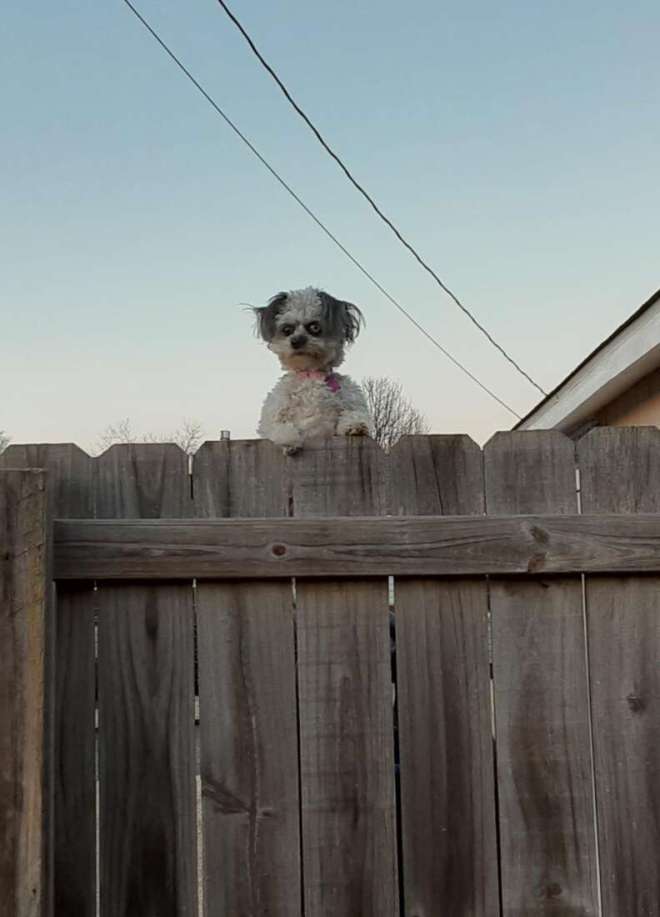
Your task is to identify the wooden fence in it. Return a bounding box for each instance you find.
[1,430,659,917]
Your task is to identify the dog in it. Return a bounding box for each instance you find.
[254,287,373,454]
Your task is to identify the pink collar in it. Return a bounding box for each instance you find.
[296,370,341,393]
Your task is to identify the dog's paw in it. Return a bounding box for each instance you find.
[262,421,303,453]
[337,411,372,437]
[337,416,371,437]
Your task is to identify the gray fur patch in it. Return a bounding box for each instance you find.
[253,292,288,341]
[254,288,364,343]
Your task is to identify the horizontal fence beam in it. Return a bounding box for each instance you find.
[53,513,660,580]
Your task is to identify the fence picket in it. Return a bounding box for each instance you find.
[578,427,660,915]
[194,438,289,518]
[292,438,398,917]
[484,432,599,915]
[391,435,499,915]
[1,444,96,917]
[0,469,47,917]
[53,584,96,917]
[194,439,301,917]
[95,445,197,917]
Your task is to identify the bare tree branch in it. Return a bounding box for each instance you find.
[96,419,135,453]
[361,377,429,451]
[96,418,205,456]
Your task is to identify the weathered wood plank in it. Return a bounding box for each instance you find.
[392,436,499,915]
[193,439,289,518]
[55,511,660,580]
[1,444,96,917]
[53,585,96,917]
[95,443,192,519]
[0,470,47,917]
[95,445,197,917]
[578,427,660,915]
[296,579,397,916]
[485,432,599,915]
[193,439,301,917]
[290,436,388,517]
[0,444,94,521]
[196,583,300,916]
[388,433,486,516]
[396,581,499,915]
[293,438,398,917]
[97,584,197,917]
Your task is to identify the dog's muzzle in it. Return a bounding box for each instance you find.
[290,334,308,350]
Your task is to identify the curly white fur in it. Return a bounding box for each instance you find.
[258,371,372,451]
[254,287,373,453]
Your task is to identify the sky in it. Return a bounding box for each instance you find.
[3,0,659,451]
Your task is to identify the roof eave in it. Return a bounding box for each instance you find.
[515,288,660,432]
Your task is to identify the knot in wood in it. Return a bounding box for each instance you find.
[527,552,546,573]
[626,693,646,714]
[271,543,287,557]
[530,524,550,545]
[536,881,562,899]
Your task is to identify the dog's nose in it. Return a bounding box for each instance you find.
[290,334,308,350]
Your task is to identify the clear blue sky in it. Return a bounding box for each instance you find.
[3,0,659,449]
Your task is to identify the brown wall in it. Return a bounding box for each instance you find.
[596,365,660,427]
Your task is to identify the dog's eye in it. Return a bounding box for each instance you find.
[281,325,294,336]
[307,322,322,336]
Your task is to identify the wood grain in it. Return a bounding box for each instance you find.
[196,583,300,916]
[98,584,197,917]
[579,427,660,915]
[392,436,499,915]
[193,439,289,518]
[95,443,192,519]
[293,438,398,917]
[53,511,660,580]
[289,436,388,518]
[388,433,486,516]
[296,579,397,917]
[53,585,96,917]
[1,444,96,917]
[95,445,197,917]
[193,439,301,917]
[0,443,94,521]
[0,470,47,917]
[485,432,599,915]
[7,429,660,916]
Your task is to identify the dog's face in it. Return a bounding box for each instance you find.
[254,287,363,371]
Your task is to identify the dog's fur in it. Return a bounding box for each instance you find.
[255,287,373,453]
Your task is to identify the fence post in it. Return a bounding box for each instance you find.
[0,469,48,917]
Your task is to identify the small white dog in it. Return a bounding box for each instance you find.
[255,287,373,453]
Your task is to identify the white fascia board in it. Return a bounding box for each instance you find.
[519,299,660,432]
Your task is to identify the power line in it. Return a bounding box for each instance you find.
[215,0,547,398]
[119,0,522,420]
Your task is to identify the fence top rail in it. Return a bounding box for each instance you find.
[53,512,660,580]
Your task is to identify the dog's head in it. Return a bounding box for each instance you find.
[253,287,364,371]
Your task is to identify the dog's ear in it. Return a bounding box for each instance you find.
[318,292,364,344]
[253,292,288,341]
